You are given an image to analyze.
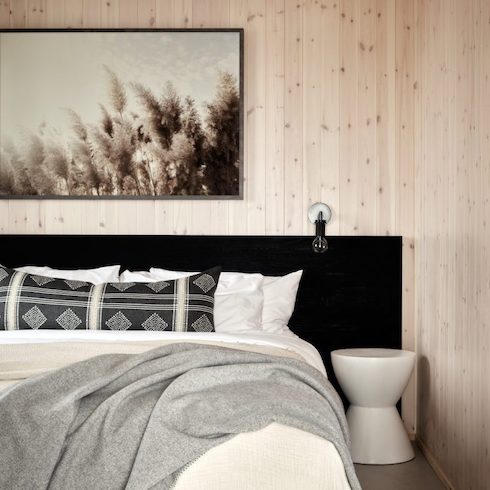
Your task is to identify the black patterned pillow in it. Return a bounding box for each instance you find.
[0,265,221,332]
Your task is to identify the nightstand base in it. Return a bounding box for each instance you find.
[347,405,414,465]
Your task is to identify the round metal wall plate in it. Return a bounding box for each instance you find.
[308,202,332,224]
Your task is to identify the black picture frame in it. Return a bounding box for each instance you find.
[0,28,244,200]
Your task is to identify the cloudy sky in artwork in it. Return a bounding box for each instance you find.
[0,31,240,146]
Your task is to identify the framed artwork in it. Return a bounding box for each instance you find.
[0,29,243,199]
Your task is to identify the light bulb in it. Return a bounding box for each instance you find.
[312,235,328,253]
[312,214,328,253]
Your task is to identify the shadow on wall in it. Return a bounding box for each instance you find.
[417,355,432,438]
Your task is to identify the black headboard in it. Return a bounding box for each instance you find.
[0,235,402,403]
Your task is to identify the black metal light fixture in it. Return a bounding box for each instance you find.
[308,202,332,253]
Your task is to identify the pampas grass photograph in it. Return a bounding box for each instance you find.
[0,30,243,198]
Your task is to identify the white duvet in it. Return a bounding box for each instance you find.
[0,329,327,376]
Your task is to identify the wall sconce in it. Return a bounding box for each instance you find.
[308,202,332,253]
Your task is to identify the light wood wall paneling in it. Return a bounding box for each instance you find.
[118,0,137,25]
[27,0,46,26]
[0,0,9,27]
[320,0,340,235]
[415,0,490,487]
[284,0,303,235]
[357,0,376,235]
[339,0,359,234]
[302,0,323,235]
[395,0,415,435]
[45,0,64,26]
[9,0,27,27]
[64,0,83,28]
[264,0,285,235]
[478,0,490,483]
[246,0,266,234]
[376,0,396,236]
[101,0,119,27]
[82,0,101,27]
[137,0,156,27]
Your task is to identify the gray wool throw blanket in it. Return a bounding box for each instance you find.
[0,343,361,490]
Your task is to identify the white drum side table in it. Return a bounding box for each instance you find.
[331,348,416,465]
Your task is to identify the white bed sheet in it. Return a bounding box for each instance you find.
[0,329,327,376]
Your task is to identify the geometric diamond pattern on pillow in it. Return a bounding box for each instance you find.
[22,306,48,329]
[192,274,216,293]
[0,264,220,332]
[141,313,169,331]
[145,281,170,293]
[31,275,55,286]
[56,308,82,330]
[190,314,214,332]
[64,280,89,290]
[109,282,136,292]
[105,311,132,331]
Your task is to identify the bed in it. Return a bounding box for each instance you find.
[0,234,402,490]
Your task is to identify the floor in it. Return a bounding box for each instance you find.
[355,444,445,490]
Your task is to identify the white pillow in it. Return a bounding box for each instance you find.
[15,265,120,285]
[148,268,303,337]
[121,269,264,334]
[119,270,159,283]
[261,270,303,336]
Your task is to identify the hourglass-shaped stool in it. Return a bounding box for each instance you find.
[331,348,416,465]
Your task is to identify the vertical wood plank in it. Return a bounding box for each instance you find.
[265,0,285,235]
[478,0,490,482]
[101,0,119,26]
[284,0,303,234]
[45,0,64,26]
[246,0,266,234]
[302,0,323,235]
[137,0,155,27]
[9,0,27,27]
[82,0,101,27]
[64,0,83,28]
[118,0,137,26]
[155,0,174,27]
[357,0,376,234]
[395,0,416,434]
[320,0,340,234]
[339,0,359,234]
[27,0,46,26]
[376,0,396,235]
[0,0,10,27]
